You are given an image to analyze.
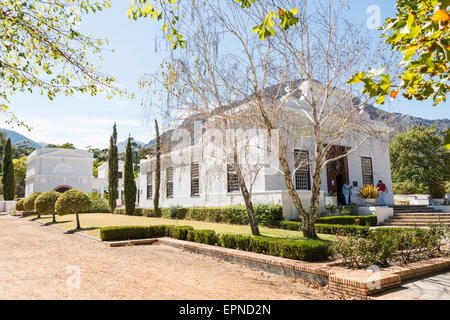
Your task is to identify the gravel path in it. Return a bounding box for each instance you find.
[0,215,330,300]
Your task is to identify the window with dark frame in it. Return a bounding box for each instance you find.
[227,163,240,193]
[166,167,173,198]
[294,149,311,190]
[146,171,152,199]
[361,157,374,186]
[118,171,123,179]
[191,163,200,196]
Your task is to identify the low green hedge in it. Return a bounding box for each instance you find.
[99,225,330,261]
[220,234,331,262]
[315,224,370,237]
[277,221,370,237]
[114,204,283,227]
[187,229,218,245]
[316,215,377,226]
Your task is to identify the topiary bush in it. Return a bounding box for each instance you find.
[23,192,42,215]
[34,190,61,223]
[15,199,24,211]
[55,189,90,229]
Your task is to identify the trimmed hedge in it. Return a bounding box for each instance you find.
[99,225,331,261]
[187,229,218,245]
[316,215,377,226]
[23,192,42,212]
[277,221,371,237]
[315,224,370,237]
[113,204,283,227]
[100,225,167,241]
[220,234,331,262]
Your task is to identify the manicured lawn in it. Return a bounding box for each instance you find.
[31,213,337,241]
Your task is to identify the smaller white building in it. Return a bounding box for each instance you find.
[25,148,94,196]
[92,161,125,203]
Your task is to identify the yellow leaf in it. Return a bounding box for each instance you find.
[290,8,298,15]
[278,7,285,16]
[432,9,449,22]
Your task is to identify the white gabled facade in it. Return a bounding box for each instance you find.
[25,148,94,196]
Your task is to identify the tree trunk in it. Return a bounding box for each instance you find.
[234,158,260,236]
[52,211,56,223]
[154,120,161,215]
[75,213,81,229]
[277,143,319,239]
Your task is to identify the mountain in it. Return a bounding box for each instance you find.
[143,106,449,147]
[364,105,450,135]
[117,138,145,153]
[0,128,42,148]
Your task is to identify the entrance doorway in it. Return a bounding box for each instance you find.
[326,145,350,205]
[54,185,72,193]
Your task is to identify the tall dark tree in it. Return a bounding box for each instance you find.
[154,120,161,215]
[108,123,119,212]
[2,138,15,200]
[124,137,137,215]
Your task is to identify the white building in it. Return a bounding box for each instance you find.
[137,82,395,219]
[25,148,94,196]
[92,161,125,202]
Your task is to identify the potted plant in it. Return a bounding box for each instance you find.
[325,191,338,206]
[359,185,380,205]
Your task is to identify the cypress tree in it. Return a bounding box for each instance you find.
[154,120,161,215]
[108,123,119,212]
[2,138,15,200]
[124,136,137,215]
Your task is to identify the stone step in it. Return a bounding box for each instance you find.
[386,219,450,223]
[393,214,450,219]
[382,221,450,227]
[393,208,441,212]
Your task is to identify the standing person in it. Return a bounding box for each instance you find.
[376,180,387,205]
[342,183,352,205]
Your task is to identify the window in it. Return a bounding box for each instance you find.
[294,149,311,190]
[118,171,123,179]
[191,163,200,196]
[227,163,240,192]
[166,167,173,198]
[146,171,152,199]
[361,157,373,186]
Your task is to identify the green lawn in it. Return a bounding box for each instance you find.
[31,213,337,241]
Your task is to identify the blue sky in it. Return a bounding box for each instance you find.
[4,0,449,149]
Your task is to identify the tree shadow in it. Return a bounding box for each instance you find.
[65,227,98,234]
[43,220,71,226]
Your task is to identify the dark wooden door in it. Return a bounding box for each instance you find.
[326,145,349,204]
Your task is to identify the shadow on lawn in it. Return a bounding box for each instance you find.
[43,220,72,226]
[65,227,98,234]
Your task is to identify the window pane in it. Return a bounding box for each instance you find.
[146,171,152,199]
[191,163,199,196]
[227,164,239,192]
[361,157,373,186]
[166,167,173,197]
[294,149,310,190]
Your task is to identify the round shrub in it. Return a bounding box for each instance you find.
[55,189,90,215]
[35,191,61,214]
[55,189,90,229]
[35,190,61,222]
[16,199,24,211]
[23,192,42,212]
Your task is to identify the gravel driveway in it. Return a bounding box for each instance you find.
[0,215,330,300]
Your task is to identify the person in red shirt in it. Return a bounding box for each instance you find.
[376,180,387,205]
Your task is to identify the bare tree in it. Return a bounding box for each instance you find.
[140,0,394,239]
